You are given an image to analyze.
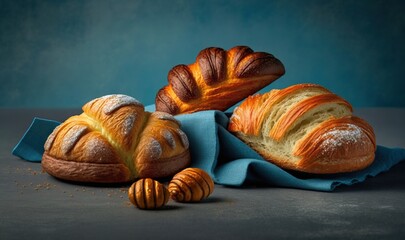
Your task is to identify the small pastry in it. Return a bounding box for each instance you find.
[168,168,215,202]
[128,178,170,210]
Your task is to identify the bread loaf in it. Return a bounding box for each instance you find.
[42,94,190,183]
[155,46,285,115]
[228,84,376,174]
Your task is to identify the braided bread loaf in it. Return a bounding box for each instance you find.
[155,46,285,115]
[228,84,376,174]
[42,94,190,183]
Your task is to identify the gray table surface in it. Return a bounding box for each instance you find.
[1,108,405,240]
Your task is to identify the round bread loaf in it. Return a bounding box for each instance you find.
[42,94,191,183]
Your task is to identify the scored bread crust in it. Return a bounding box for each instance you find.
[42,154,131,183]
[155,46,285,115]
[228,83,376,174]
[42,94,191,183]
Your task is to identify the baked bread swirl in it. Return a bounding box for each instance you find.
[155,46,285,115]
[228,83,376,174]
[42,94,190,183]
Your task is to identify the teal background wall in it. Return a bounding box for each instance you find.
[1,0,404,108]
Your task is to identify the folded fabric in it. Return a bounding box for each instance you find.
[12,110,405,191]
[12,117,60,162]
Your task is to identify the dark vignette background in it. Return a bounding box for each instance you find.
[1,0,404,108]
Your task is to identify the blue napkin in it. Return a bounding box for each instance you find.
[12,111,405,191]
[12,117,60,162]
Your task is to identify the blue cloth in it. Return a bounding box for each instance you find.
[12,111,405,191]
[12,117,60,162]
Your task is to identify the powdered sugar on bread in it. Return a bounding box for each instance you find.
[94,94,143,115]
[318,124,365,158]
[61,125,88,154]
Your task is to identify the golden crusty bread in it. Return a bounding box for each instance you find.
[42,94,190,183]
[228,83,376,174]
[155,46,285,115]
